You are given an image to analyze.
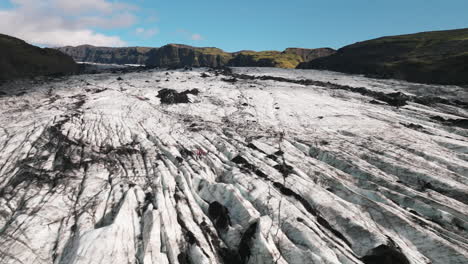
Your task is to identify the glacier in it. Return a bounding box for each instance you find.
[0,67,467,264]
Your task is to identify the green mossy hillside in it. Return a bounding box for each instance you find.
[299,28,468,85]
[0,34,78,81]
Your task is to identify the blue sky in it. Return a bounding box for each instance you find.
[1,0,467,51]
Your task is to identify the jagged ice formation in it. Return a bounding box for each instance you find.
[0,67,467,264]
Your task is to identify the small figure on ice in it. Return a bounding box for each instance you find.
[195,148,208,159]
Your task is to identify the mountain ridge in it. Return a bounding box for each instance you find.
[3,27,468,85]
[0,34,78,81]
[56,44,336,69]
[57,45,153,65]
[297,27,468,85]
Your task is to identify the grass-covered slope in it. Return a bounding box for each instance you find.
[0,34,78,81]
[229,50,306,68]
[146,44,319,68]
[241,48,335,68]
[298,28,468,85]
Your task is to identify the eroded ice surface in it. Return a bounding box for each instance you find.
[0,68,467,264]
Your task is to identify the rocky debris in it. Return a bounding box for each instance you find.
[238,222,258,263]
[401,122,425,131]
[84,87,107,94]
[214,66,233,76]
[220,70,468,109]
[0,68,467,264]
[156,88,199,104]
[430,116,468,129]
[380,92,410,107]
[208,202,231,230]
[221,77,237,83]
[361,244,410,264]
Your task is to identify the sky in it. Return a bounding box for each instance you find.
[0,0,467,51]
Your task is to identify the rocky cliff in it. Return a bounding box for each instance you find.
[0,34,78,81]
[145,44,231,68]
[58,44,335,69]
[57,45,152,65]
[298,28,468,85]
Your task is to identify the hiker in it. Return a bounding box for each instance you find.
[195,148,207,159]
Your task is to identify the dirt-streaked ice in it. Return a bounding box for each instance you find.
[0,68,467,264]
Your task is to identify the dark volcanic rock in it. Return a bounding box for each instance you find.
[221,77,237,83]
[430,116,468,129]
[156,88,199,104]
[238,222,258,263]
[208,201,231,230]
[362,244,410,264]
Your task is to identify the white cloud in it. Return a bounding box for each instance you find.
[135,27,159,38]
[0,0,138,47]
[17,29,126,47]
[77,13,137,29]
[191,34,203,41]
[52,0,114,14]
[176,29,204,42]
